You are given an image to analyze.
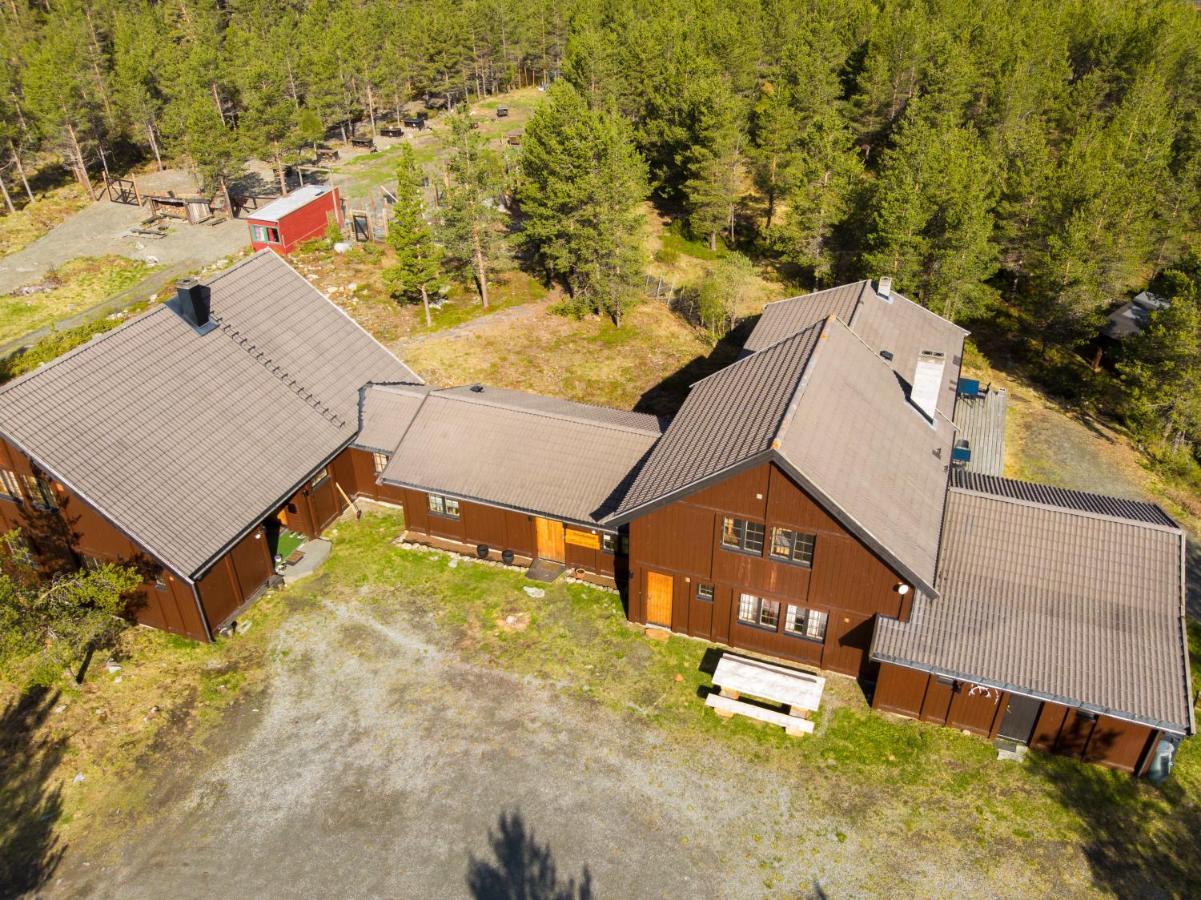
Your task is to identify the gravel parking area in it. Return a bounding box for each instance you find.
[43,569,1062,900]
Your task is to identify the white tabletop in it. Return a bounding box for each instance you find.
[713,654,825,710]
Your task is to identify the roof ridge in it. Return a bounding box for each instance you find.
[213,314,346,429]
[948,480,1182,533]
[759,280,871,310]
[692,319,827,389]
[769,318,830,446]
[433,386,662,436]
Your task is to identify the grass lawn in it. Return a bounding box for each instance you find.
[0,256,158,346]
[404,298,724,413]
[0,184,92,260]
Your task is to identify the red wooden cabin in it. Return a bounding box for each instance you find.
[246,185,343,254]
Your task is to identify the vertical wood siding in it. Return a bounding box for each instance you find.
[873,663,1160,773]
[626,461,908,677]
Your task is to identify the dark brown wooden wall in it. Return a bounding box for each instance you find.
[195,524,274,630]
[0,435,209,641]
[626,462,911,677]
[873,663,1160,773]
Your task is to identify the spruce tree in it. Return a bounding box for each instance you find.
[519,82,648,323]
[385,145,443,327]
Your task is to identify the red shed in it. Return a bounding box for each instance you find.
[246,185,343,254]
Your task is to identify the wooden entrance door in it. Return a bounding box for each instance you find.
[645,571,673,627]
[534,517,565,562]
[997,694,1042,744]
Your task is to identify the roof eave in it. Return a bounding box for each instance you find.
[375,474,618,532]
[869,648,1192,737]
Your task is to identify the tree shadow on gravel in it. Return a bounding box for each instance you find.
[0,686,67,896]
[467,809,592,900]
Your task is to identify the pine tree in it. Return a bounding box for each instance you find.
[680,77,743,251]
[438,105,507,309]
[385,145,443,327]
[518,82,648,323]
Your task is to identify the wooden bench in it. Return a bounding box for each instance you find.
[705,693,814,736]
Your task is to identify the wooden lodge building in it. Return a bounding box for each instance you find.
[0,257,1191,775]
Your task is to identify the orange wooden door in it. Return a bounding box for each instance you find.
[534,517,565,562]
[645,571,673,627]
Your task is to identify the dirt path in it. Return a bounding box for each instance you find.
[0,199,247,296]
[393,298,552,352]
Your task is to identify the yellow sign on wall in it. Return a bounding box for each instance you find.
[564,528,601,550]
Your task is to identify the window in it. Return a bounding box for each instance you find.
[310,467,330,489]
[428,493,460,518]
[22,475,57,510]
[0,469,19,501]
[784,605,828,641]
[696,583,714,602]
[721,517,765,555]
[372,452,390,474]
[770,528,816,567]
[252,224,281,243]
[601,533,629,554]
[737,593,780,629]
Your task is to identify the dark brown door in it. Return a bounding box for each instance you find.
[229,526,273,601]
[308,467,339,531]
[997,694,1043,744]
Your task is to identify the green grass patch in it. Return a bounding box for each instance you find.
[0,183,92,259]
[660,220,729,262]
[0,256,158,345]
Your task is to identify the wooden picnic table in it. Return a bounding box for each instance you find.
[706,654,826,736]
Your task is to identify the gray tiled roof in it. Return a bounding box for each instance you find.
[355,383,432,452]
[950,470,1177,527]
[873,482,1194,733]
[611,318,954,595]
[0,251,418,578]
[742,282,869,352]
[744,280,968,419]
[379,385,664,526]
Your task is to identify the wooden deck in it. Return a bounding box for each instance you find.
[953,388,1007,476]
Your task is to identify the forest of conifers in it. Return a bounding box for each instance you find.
[3,0,1201,463]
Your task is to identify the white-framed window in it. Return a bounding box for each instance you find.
[770,528,816,566]
[372,452,390,474]
[696,583,714,602]
[784,605,828,641]
[721,517,765,555]
[0,469,20,501]
[737,593,780,629]
[252,224,281,243]
[428,493,460,518]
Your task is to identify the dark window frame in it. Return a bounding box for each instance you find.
[601,532,617,554]
[769,527,816,567]
[309,467,330,490]
[22,474,58,511]
[720,517,766,556]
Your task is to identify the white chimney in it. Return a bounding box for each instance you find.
[911,350,945,423]
[877,276,892,301]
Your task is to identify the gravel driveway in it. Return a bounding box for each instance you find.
[46,583,1050,899]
